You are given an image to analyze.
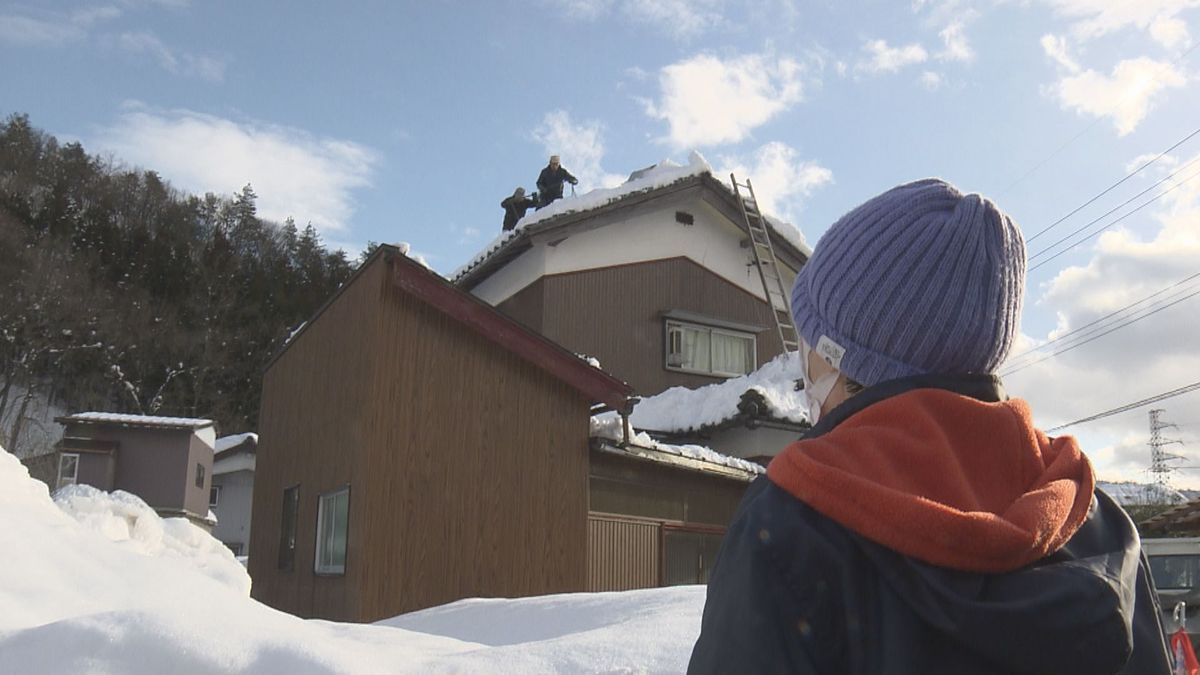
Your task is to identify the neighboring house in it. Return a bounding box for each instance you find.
[49,412,217,529]
[211,432,258,557]
[454,154,810,398]
[249,245,760,622]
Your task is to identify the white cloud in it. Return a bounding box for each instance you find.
[1046,57,1187,136]
[937,21,973,62]
[92,104,378,233]
[856,39,929,75]
[643,52,805,149]
[1040,34,1080,73]
[552,0,725,40]
[532,110,626,191]
[0,13,85,46]
[1004,152,1200,485]
[919,70,943,90]
[1040,0,1200,48]
[717,141,832,221]
[114,31,227,82]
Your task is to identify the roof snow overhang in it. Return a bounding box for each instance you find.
[453,173,809,291]
[590,437,760,482]
[56,412,215,431]
[385,246,634,412]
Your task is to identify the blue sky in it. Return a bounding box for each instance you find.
[3,0,1200,486]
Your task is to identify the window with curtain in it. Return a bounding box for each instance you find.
[315,487,350,575]
[666,321,755,377]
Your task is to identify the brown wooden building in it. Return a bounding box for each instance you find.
[250,245,759,622]
[456,170,810,397]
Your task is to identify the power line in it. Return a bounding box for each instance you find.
[1025,125,1200,243]
[1001,271,1200,375]
[1029,154,1200,261]
[1046,380,1200,433]
[1028,165,1200,273]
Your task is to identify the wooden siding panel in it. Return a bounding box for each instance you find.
[249,258,382,621]
[495,277,545,334]
[537,258,787,397]
[356,265,591,622]
[587,514,660,591]
[589,450,748,527]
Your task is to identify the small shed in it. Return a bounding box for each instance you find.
[249,245,633,622]
[51,412,217,527]
[212,433,258,557]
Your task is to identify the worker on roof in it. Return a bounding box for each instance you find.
[689,178,1171,674]
[500,187,537,231]
[535,155,577,209]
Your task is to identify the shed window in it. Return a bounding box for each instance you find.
[315,487,350,575]
[57,453,80,490]
[278,485,299,571]
[210,486,221,508]
[195,463,205,489]
[666,320,755,377]
[1149,554,1200,590]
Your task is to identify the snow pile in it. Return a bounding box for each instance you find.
[215,432,258,454]
[0,441,707,673]
[54,484,251,595]
[1098,481,1189,506]
[631,352,807,433]
[591,414,765,475]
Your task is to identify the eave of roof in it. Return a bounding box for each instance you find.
[590,437,759,482]
[453,172,809,290]
[388,247,633,411]
[56,412,214,431]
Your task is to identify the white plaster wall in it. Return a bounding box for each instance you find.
[469,198,799,307]
[211,469,254,556]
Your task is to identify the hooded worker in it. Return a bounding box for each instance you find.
[535,155,577,209]
[688,178,1171,674]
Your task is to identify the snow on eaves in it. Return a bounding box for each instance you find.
[630,352,807,434]
[61,412,214,429]
[451,151,809,282]
[590,413,764,476]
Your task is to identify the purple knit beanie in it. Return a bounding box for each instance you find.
[790,178,1025,387]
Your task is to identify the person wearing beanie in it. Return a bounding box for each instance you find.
[500,186,537,231]
[535,154,578,209]
[688,179,1170,674]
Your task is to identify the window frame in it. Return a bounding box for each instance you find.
[195,462,206,489]
[277,484,300,572]
[664,319,757,378]
[209,485,221,508]
[314,486,351,576]
[57,452,80,490]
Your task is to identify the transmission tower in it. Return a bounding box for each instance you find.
[1148,408,1185,487]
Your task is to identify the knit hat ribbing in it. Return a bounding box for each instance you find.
[790,178,1026,387]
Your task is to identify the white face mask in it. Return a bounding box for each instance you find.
[799,339,841,426]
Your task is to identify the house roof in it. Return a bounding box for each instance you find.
[452,153,811,289]
[1140,499,1200,534]
[590,437,762,482]
[386,246,634,411]
[273,245,634,412]
[215,433,258,456]
[57,412,215,431]
[628,352,808,435]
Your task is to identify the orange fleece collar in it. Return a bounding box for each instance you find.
[767,388,1095,573]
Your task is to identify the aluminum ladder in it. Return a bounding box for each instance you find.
[730,174,799,354]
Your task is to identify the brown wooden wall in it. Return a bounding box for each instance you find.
[249,258,382,621]
[589,450,749,527]
[497,257,786,397]
[587,513,660,591]
[356,263,592,622]
[251,253,593,623]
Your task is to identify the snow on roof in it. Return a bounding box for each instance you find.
[591,413,765,476]
[630,352,807,434]
[1097,481,1188,506]
[60,412,214,429]
[215,432,258,455]
[451,151,809,282]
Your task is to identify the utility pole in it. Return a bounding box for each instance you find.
[1148,408,1184,487]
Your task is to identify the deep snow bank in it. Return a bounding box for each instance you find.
[0,445,705,673]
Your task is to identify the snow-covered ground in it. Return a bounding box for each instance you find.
[0,444,704,674]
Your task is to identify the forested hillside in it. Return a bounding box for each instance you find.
[0,114,355,455]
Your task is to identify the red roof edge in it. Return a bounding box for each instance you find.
[385,249,633,412]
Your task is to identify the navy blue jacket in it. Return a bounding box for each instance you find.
[689,375,1171,674]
